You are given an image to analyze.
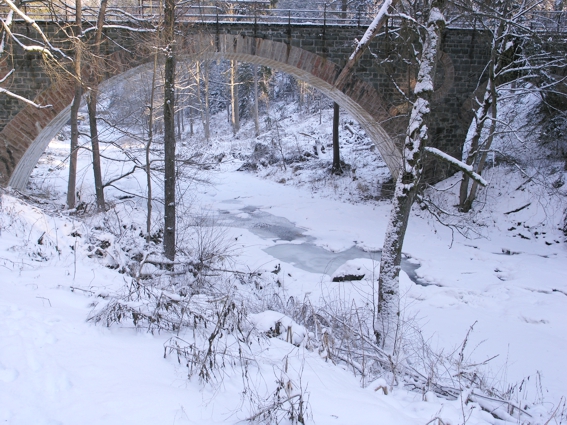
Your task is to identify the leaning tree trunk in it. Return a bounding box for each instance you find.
[163,0,176,261]
[377,1,445,354]
[67,0,82,210]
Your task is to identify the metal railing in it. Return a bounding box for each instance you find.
[2,0,566,31]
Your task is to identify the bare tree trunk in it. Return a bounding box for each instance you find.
[86,0,107,212]
[459,7,507,212]
[253,63,260,137]
[462,80,498,210]
[67,0,82,210]
[163,0,176,261]
[230,59,240,134]
[195,62,203,138]
[265,71,271,122]
[86,99,104,210]
[146,51,158,244]
[331,102,342,174]
[298,80,304,111]
[195,62,210,141]
[189,100,194,136]
[458,79,493,209]
[176,89,182,138]
[204,61,210,141]
[68,84,81,209]
[376,1,445,353]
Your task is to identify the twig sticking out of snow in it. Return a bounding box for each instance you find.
[503,203,531,215]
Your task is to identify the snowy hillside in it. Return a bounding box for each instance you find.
[1,85,566,424]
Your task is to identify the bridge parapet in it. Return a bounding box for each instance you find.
[2,1,566,31]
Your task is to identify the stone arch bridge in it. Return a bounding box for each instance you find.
[0,21,491,189]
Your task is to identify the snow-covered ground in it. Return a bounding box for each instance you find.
[1,88,566,424]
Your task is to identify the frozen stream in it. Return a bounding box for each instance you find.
[263,243,423,284]
[218,204,425,285]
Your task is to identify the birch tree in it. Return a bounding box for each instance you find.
[376,0,446,353]
[338,0,448,352]
[456,0,567,211]
[332,0,432,352]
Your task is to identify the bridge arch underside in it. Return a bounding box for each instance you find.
[3,33,402,190]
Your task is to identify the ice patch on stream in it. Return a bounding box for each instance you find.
[263,243,425,284]
[217,203,427,285]
[218,205,313,242]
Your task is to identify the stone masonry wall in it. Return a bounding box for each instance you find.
[0,21,491,186]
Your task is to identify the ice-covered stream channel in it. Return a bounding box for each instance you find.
[218,205,426,285]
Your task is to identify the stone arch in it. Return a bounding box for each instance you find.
[2,32,402,189]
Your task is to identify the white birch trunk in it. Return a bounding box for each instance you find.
[377,2,445,354]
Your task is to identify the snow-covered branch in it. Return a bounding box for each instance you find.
[333,0,399,89]
[1,0,70,60]
[0,19,55,60]
[425,147,488,186]
[0,85,53,109]
[82,24,157,36]
[2,66,55,110]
